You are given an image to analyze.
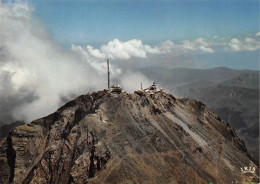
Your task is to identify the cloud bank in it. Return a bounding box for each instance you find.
[0,1,259,123]
[0,1,153,123]
[73,35,260,62]
[0,2,107,122]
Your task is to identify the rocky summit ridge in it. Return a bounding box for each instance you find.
[0,90,258,184]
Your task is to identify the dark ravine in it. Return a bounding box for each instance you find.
[0,90,259,184]
[6,135,16,183]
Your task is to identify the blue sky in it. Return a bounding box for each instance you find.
[29,0,259,45]
[0,0,259,121]
[2,0,259,70]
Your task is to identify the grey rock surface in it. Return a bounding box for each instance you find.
[0,90,258,184]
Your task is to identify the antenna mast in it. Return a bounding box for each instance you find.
[107,59,110,89]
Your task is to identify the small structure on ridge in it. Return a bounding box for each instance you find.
[110,84,123,93]
[135,81,163,96]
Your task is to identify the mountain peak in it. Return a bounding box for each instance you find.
[0,90,258,183]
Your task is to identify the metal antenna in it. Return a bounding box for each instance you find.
[107,59,110,89]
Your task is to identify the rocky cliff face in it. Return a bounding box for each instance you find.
[0,90,258,184]
[0,121,25,140]
[140,67,260,161]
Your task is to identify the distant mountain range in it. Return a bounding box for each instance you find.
[140,67,259,160]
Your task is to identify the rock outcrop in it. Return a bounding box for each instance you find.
[0,121,25,139]
[0,90,258,184]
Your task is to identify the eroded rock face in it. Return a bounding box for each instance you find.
[0,121,25,139]
[0,90,258,184]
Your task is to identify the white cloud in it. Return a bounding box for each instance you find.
[0,1,155,122]
[227,37,260,52]
[159,40,175,53]
[179,38,214,53]
[195,38,210,47]
[255,32,260,37]
[86,45,106,59]
[198,45,214,53]
[0,2,107,122]
[71,38,215,63]
[70,44,108,75]
[0,1,259,123]
[100,39,159,59]
[71,33,260,63]
[181,40,196,51]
